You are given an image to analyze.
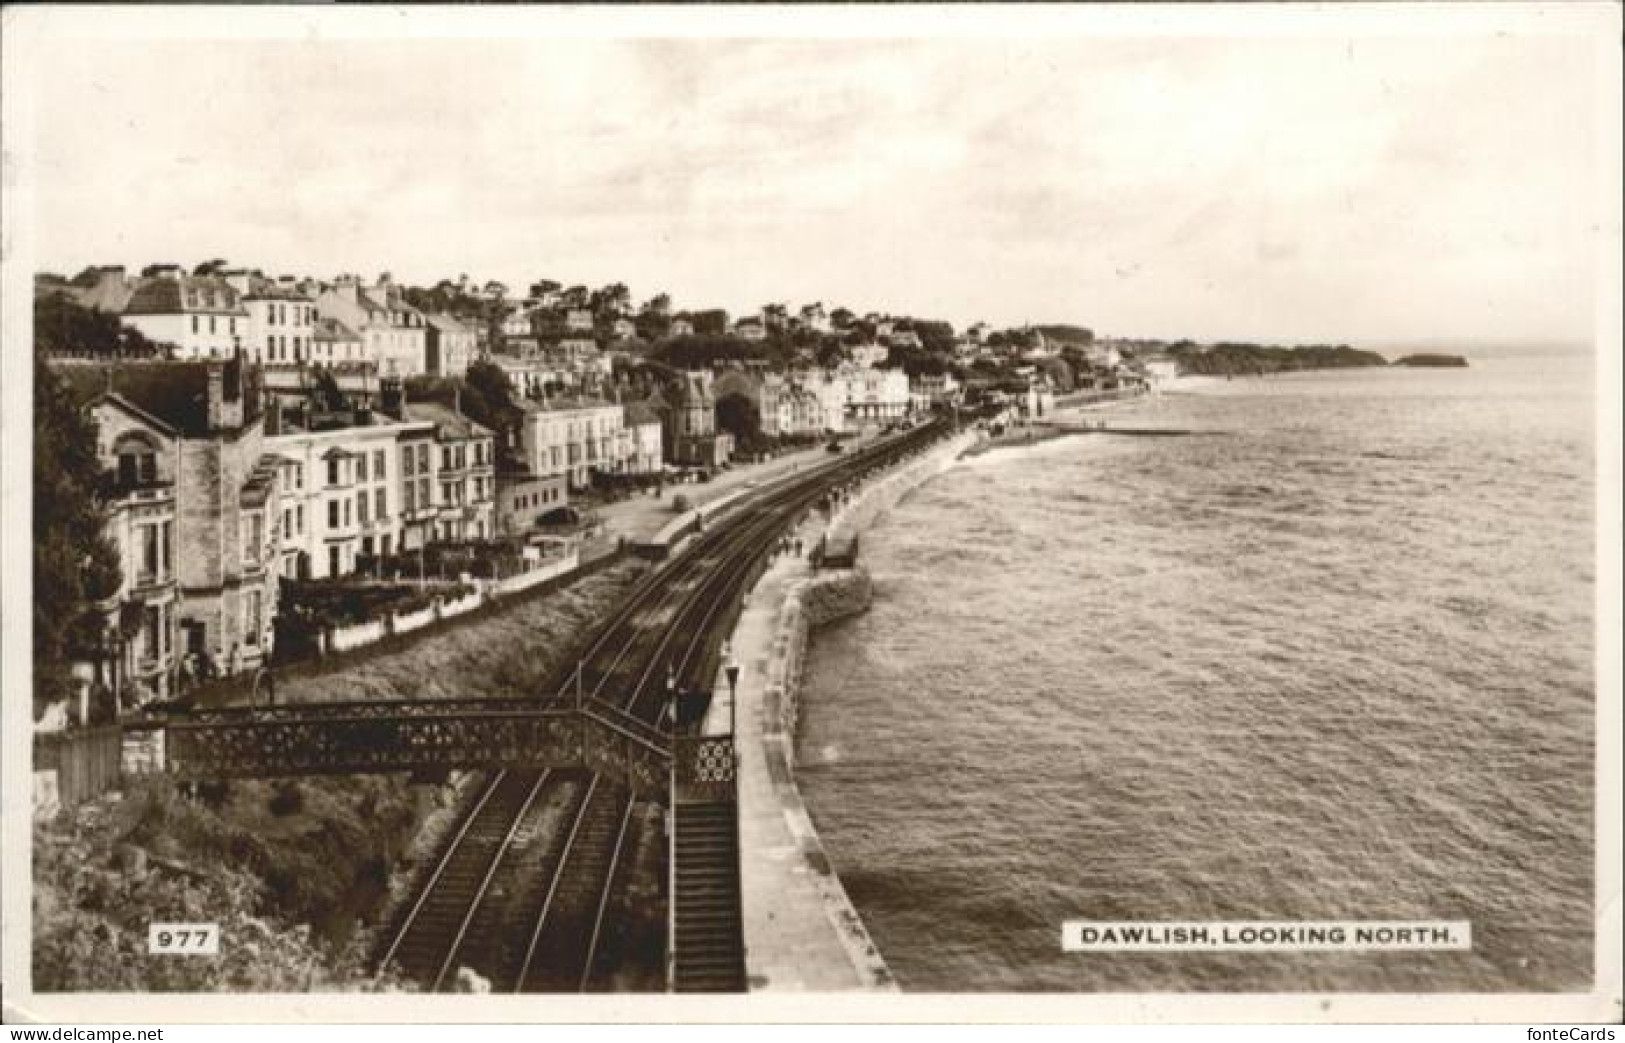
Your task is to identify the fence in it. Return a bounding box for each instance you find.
[34,724,123,810]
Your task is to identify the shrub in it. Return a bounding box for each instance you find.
[268,782,304,818]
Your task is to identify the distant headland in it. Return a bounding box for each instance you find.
[1392,353,1470,368]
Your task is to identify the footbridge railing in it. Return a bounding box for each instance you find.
[130,698,674,803]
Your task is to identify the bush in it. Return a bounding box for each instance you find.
[268,782,304,818]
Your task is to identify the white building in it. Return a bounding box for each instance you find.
[121,274,248,359]
[426,313,478,377]
[316,280,430,377]
[267,418,431,579]
[404,401,497,542]
[226,273,316,366]
[517,397,629,490]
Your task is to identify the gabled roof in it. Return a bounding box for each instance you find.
[58,363,218,437]
[91,391,179,438]
[623,401,662,426]
[426,313,471,334]
[312,317,362,343]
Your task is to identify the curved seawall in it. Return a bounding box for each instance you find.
[720,427,977,990]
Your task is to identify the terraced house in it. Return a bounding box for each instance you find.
[267,409,432,579]
[403,400,496,541]
[516,396,629,491]
[317,276,429,377]
[225,272,317,366]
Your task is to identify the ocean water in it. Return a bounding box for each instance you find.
[796,356,1596,992]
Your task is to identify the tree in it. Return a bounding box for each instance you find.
[561,285,591,309]
[34,350,121,718]
[590,283,632,317]
[194,259,229,276]
[689,309,730,336]
[715,392,762,448]
[530,279,562,298]
[35,294,164,359]
[641,293,672,317]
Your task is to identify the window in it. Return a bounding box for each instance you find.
[442,446,453,470]
[192,315,199,334]
[373,449,386,478]
[117,450,157,487]
[344,499,352,526]
[327,457,340,485]
[381,535,392,556]
[143,606,161,661]
[403,446,415,478]
[161,521,172,576]
[138,524,160,582]
[244,513,263,565]
[376,487,387,518]
[404,481,416,513]
[417,445,429,472]
[296,504,304,534]
[419,477,429,507]
[357,453,368,482]
[230,317,237,336]
[358,491,369,525]
[328,501,339,528]
[283,508,292,540]
[245,590,262,646]
[328,546,340,576]
[210,315,217,335]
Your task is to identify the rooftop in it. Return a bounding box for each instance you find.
[403,401,493,441]
[124,276,247,317]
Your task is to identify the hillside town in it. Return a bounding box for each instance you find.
[32,262,1164,723]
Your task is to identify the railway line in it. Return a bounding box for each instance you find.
[373,418,954,992]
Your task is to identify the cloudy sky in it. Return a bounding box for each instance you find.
[15,8,1614,347]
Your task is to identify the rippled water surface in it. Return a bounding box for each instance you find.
[797,357,1595,991]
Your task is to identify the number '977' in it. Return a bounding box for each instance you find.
[147,923,219,955]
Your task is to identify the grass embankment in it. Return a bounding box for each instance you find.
[33,560,644,992]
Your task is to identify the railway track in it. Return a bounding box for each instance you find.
[374,418,954,992]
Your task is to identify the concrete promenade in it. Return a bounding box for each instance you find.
[699,428,979,991]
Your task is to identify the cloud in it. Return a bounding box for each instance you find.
[21,28,1606,345]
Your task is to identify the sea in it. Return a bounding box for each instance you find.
[795,354,1598,992]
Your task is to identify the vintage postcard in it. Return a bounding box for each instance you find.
[2,2,1619,1026]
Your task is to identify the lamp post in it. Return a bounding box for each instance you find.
[665,663,678,733]
[724,655,740,738]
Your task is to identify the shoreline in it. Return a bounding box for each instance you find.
[717,428,978,991]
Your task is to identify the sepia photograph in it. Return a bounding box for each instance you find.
[2,2,1619,1026]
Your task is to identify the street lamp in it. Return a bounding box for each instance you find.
[665,663,678,733]
[724,654,740,738]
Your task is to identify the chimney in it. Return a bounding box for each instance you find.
[452,385,462,416]
[206,364,226,430]
[378,375,404,420]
